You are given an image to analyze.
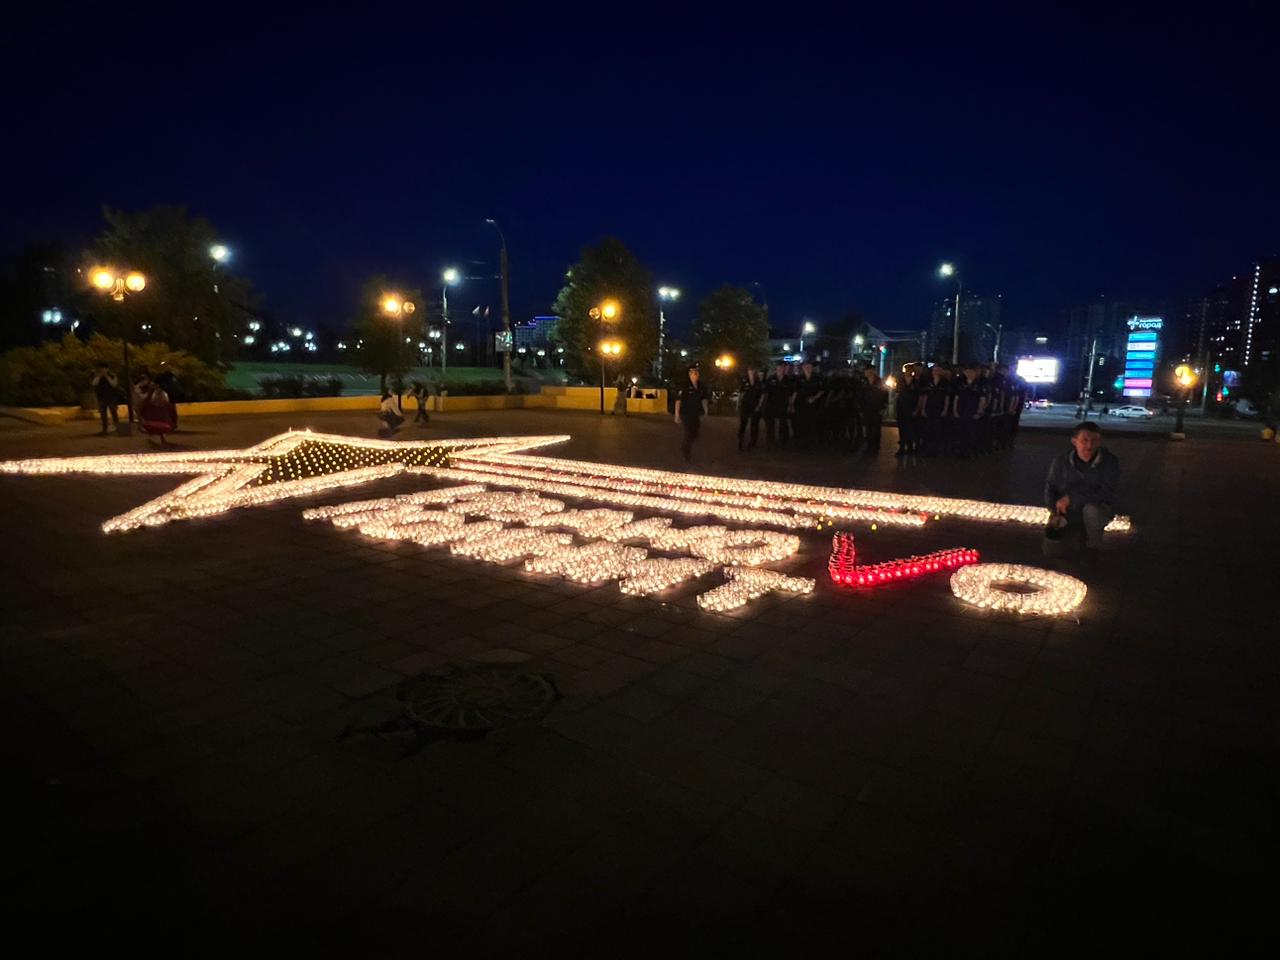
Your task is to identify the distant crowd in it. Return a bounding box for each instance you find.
[673,359,1031,460]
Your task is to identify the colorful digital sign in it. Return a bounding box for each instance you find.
[1123,316,1162,398]
[1015,357,1059,384]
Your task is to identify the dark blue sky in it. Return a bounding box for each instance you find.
[4,3,1276,337]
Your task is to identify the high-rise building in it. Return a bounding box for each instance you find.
[1192,257,1279,400]
[926,293,1002,364]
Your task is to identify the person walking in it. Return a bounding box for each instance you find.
[411,382,431,424]
[612,374,629,416]
[378,390,405,437]
[860,368,887,454]
[92,365,121,435]
[1043,421,1119,564]
[674,366,709,463]
[737,367,765,451]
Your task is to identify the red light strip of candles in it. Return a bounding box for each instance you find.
[827,531,978,587]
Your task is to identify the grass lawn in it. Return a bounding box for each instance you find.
[227,363,567,395]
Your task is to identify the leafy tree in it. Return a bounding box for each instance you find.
[551,238,658,382]
[353,275,424,393]
[692,284,770,374]
[89,205,259,365]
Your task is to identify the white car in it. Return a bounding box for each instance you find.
[1109,405,1154,419]
[1033,398,1053,409]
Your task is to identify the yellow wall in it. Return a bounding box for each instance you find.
[2,387,669,423]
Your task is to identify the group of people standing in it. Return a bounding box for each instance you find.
[92,365,180,441]
[892,361,1028,458]
[672,359,1029,463]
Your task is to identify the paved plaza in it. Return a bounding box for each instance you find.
[2,408,1276,948]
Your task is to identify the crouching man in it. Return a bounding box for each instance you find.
[1043,421,1119,563]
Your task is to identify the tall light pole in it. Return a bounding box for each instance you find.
[657,286,680,380]
[984,321,1002,364]
[380,293,416,394]
[441,267,460,378]
[800,321,816,360]
[91,267,148,434]
[1172,364,1197,440]
[939,262,961,364]
[485,219,514,394]
[590,300,620,413]
[208,243,231,363]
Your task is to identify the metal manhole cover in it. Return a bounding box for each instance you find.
[403,665,557,732]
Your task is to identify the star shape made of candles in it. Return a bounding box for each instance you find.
[0,430,569,533]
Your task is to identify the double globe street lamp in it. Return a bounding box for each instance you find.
[90,267,147,434]
[589,299,621,413]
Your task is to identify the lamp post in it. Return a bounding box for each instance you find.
[90,267,147,434]
[1172,364,1197,440]
[484,219,514,394]
[939,262,961,364]
[380,293,415,393]
[441,267,460,377]
[800,321,816,360]
[589,299,621,413]
[657,286,680,381]
[983,321,1002,364]
[599,338,624,410]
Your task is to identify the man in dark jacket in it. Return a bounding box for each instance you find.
[1043,421,1120,560]
[92,365,121,435]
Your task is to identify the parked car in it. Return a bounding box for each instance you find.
[1232,398,1260,419]
[1033,398,1053,409]
[1109,404,1154,419]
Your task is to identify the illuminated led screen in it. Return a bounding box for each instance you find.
[1015,357,1059,383]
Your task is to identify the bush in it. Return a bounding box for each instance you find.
[0,333,237,407]
[258,375,344,398]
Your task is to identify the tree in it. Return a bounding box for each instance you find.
[90,205,259,366]
[692,284,770,374]
[551,238,658,382]
[353,275,424,392]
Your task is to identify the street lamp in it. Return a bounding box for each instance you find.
[590,300,622,412]
[484,219,514,394]
[938,262,962,364]
[209,243,230,264]
[800,321,816,359]
[1172,364,1198,440]
[380,293,416,390]
[441,268,460,376]
[658,286,680,380]
[89,267,147,434]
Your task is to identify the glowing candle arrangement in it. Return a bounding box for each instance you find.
[455,450,1130,532]
[619,558,717,596]
[528,508,634,537]
[949,563,1087,616]
[687,530,800,566]
[450,528,574,563]
[838,548,980,587]
[525,542,649,582]
[696,567,815,612]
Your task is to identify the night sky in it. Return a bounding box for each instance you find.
[5,4,1276,338]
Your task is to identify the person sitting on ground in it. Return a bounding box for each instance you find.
[1043,421,1119,562]
[379,390,404,436]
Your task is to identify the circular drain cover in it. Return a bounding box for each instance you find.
[404,665,557,732]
